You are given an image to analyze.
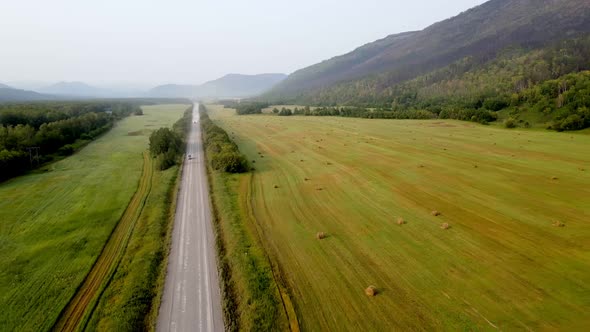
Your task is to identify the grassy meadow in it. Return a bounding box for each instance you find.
[207,104,590,331]
[86,163,180,331]
[0,104,187,331]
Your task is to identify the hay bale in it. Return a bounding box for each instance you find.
[365,285,377,297]
[304,178,310,181]
[316,232,326,240]
[274,185,279,189]
[441,223,451,230]
[551,176,559,180]
[553,220,565,227]
[397,217,405,225]
[431,210,441,217]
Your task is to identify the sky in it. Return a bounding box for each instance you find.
[1,0,487,87]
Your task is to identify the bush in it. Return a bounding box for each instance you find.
[504,117,517,128]
[278,108,292,116]
[57,144,75,156]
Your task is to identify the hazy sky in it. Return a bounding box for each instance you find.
[1,0,487,86]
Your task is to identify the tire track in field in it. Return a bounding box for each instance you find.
[52,152,154,332]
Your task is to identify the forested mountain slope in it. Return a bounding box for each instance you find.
[264,0,590,103]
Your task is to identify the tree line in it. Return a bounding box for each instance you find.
[199,104,248,173]
[148,105,193,170]
[0,101,142,181]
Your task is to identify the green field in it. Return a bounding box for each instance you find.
[207,105,590,331]
[0,104,187,331]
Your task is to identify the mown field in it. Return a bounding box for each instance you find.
[207,104,590,331]
[0,104,187,331]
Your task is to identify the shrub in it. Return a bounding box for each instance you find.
[278,108,293,116]
[57,144,75,156]
[504,117,517,128]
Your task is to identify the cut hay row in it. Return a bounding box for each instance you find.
[52,152,154,332]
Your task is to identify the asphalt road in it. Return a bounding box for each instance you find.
[157,102,224,332]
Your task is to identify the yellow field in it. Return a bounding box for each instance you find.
[207,105,590,331]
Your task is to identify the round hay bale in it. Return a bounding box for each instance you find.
[551,176,559,180]
[431,210,441,217]
[553,220,565,227]
[316,232,326,240]
[397,217,405,225]
[274,185,279,189]
[441,223,451,230]
[365,285,377,297]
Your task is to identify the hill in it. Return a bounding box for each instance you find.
[37,81,113,98]
[149,73,287,98]
[0,85,53,102]
[264,0,590,103]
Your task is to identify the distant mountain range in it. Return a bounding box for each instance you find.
[148,73,287,98]
[36,81,115,98]
[0,84,54,102]
[1,73,288,102]
[263,0,590,104]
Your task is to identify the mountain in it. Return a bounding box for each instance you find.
[148,73,287,98]
[37,81,113,98]
[148,84,200,98]
[0,85,54,102]
[264,0,590,104]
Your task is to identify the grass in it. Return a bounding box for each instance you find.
[86,163,181,332]
[204,146,292,331]
[207,104,590,331]
[0,104,187,331]
[54,152,154,331]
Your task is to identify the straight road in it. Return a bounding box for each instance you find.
[158,102,224,332]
